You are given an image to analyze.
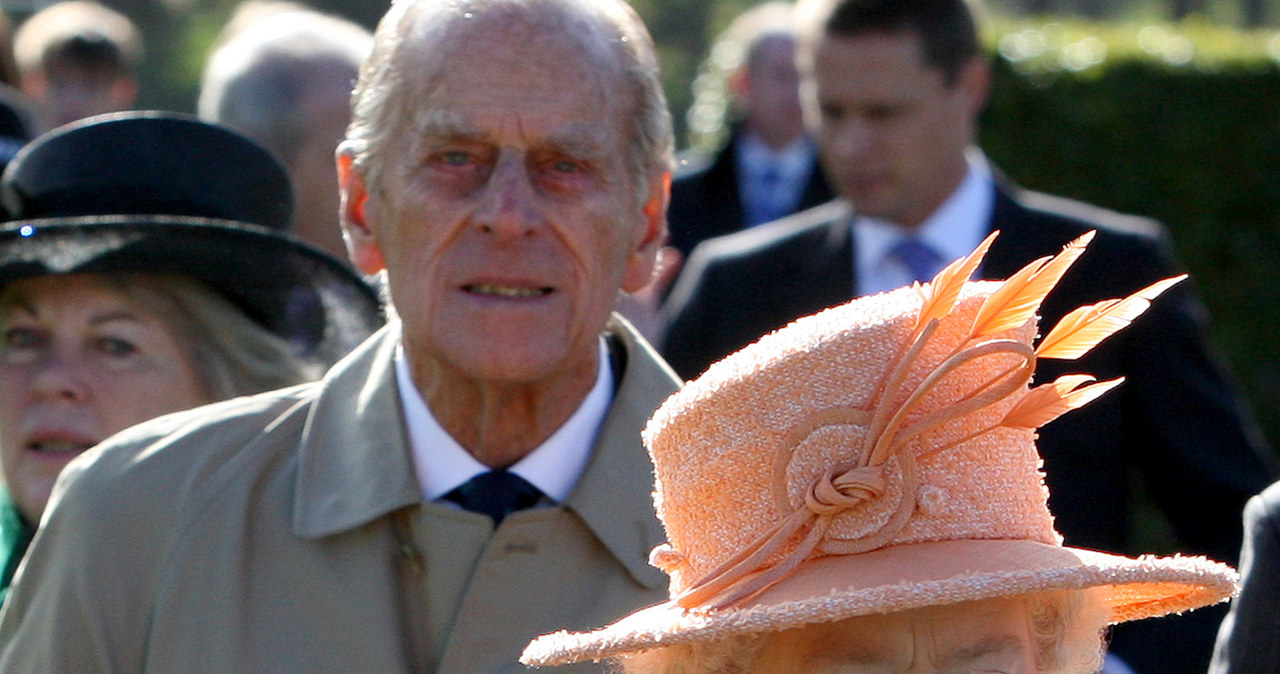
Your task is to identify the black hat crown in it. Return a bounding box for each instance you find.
[2,110,293,228]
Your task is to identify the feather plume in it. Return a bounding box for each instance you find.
[971,232,1095,338]
[914,230,998,332]
[1001,375,1125,429]
[1035,275,1186,360]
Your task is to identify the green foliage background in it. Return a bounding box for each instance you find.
[978,21,1280,456]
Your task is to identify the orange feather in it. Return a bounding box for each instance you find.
[1035,275,1186,360]
[914,230,998,333]
[971,231,1095,338]
[1001,375,1125,429]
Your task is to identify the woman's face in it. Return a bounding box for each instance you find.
[0,274,210,523]
[752,597,1039,674]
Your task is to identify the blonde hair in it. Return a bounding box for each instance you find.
[616,590,1109,674]
[112,274,321,400]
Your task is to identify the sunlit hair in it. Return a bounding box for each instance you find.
[614,590,1109,674]
[13,0,142,79]
[110,274,321,400]
[684,1,796,153]
[341,0,673,204]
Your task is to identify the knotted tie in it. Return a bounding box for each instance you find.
[751,166,785,226]
[444,470,543,525]
[890,236,943,283]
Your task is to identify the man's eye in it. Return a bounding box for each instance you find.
[551,159,582,173]
[2,327,42,350]
[438,151,472,166]
[95,337,137,357]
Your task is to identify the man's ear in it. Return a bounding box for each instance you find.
[956,56,992,118]
[337,150,386,275]
[620,169,671,294]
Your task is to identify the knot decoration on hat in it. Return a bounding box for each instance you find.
[522,230,1237,667]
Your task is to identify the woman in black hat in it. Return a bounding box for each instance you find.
[0,111,382,605]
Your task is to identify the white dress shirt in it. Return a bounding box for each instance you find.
[395,339,615,505]
[852,149,996,296]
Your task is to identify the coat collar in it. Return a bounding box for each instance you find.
[293,323,420,539]
[291,317,678,590]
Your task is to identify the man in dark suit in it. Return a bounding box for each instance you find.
[1210,480,1280,674]
[659,1,1275,672]
[666,2,834,258]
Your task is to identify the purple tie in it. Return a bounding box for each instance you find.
[890,236,942,283]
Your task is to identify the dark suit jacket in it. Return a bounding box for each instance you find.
[659,185,1276,674]
[666,127,835,257]
[1210,480,1280,674]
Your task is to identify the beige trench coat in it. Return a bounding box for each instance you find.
[0,317,679,673]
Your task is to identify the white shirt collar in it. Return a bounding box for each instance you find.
[395,339,615,503]
[736,131,815,181]
[853,149,995,296]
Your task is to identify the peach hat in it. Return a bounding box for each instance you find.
[522,231,1238,667]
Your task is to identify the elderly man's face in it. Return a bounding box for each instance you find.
[346,11,664,385]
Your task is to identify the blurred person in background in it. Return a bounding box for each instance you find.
[12,1,141,130]
[199,4,372,262]
[1209,478,1280,673]
[667,1,834,259]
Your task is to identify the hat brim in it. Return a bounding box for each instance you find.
[521,538,1238,666]
[0,216,382,361]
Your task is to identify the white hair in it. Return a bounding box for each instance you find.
[198,9,372,165]
[341,0,673,201]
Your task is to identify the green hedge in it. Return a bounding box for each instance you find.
[979,20,1280,455]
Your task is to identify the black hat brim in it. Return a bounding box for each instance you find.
[0,215,382,361]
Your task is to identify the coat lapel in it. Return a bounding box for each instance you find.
[293,324,422,538]
[565,316,678,590]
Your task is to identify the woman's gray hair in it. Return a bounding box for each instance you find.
[615,589,1110,674]
[342,0,673,203]
[114,274,321,400]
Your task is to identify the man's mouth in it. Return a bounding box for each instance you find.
[27,440,93,455]
[464,284,553,298]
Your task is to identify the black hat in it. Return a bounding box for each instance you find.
[0,111,382,362]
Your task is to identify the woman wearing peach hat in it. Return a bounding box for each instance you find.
[524,233,1237,673]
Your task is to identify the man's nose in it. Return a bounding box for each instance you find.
[472,152,542,240]
[828,117,872,160]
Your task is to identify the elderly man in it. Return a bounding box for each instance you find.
[0,0,675,671]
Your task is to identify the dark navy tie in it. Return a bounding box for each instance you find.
[890,236,943,283]
[444,470,543,525]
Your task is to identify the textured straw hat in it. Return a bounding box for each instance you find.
[523,231,1238,666]
[0,110,382,362]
